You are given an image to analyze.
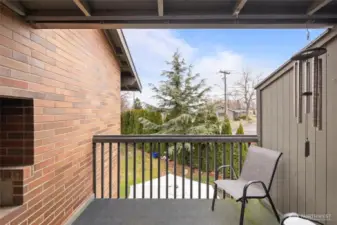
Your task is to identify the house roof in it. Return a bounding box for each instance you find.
[2,0,337,29]
[255,27,337,89]
[104,29,142,91]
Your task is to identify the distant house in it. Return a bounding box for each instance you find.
[215,105,247,121]
[227,109,247,120]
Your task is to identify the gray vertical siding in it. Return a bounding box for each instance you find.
[315,51,327,224]
[282,70,290,213]
[289,65,299,213]
[258,33,337,223]
[297,59,306,215]
[306,57,316,216]
[326,38,337,225]
[277,77,284,211]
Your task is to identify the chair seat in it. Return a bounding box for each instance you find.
[214,179,266,200]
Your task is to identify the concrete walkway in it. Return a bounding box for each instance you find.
[232,122,257,135]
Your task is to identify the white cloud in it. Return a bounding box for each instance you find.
[123,29,276,106]
[124,30,196,74]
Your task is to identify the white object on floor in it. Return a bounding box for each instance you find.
[283,217,318,225]
[128,174,214,199]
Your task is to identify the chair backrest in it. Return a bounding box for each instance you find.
[240,146,282,191]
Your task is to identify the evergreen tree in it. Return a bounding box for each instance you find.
[234,123,248,175]
[236,123,244,135]
[150,51,210,119]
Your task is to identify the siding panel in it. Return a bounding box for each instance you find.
[277,77,284,212]
[306,58,316,215]
[297,61,306,215]
[283,70,291,213]
[326,39,337,225]
[289,64,299,213]
[271,80,279,207]
[315,54,327,224]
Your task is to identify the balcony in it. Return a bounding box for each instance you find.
[72,135,279,225]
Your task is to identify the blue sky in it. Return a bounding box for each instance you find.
[123,29,325,105]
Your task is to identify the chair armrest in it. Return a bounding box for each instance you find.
[242,180,268,198]
[215,165,238,180]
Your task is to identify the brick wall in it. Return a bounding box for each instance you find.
[0,5,120,225]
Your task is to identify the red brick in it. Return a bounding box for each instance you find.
[31,50,56,66]
[28,82,55,93]
[0,55,30,73]
[0,24,13,38]
[12,51,30,64]
[34,115,54,123]
[0,34,31,56]
[0,45,12,57]
[34,99,54,107]
[33,158,55,171]
[0,77,28,89]
[30,58,44,69]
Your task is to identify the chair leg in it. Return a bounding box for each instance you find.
[266,193,280,222]
[239,197,247,225]
[211,184,217,211]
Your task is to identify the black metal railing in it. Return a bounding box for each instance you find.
[92,135,258,199]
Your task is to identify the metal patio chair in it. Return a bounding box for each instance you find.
[211,145,282,225]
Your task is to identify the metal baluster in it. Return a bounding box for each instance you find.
[190,143,193,199]
[206,143,209,199]
[166,143,169,199]
[150,142,153,199]
[125,143,128,199]
[101,143,104,198]
[214,143,217,190]
[117,142,120,199]
[182,142,185,199]
[109,143,112,198]
[142,143,145,199]
[133,142,136,199]
[174,142,177,199]
[158,143,161,199]
[230,143,234,180]
[198,143,201,199]
[93,142,96,198]
[222,143,226,198]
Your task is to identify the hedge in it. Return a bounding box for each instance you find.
[121,109,162,135]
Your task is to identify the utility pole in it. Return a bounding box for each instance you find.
[219,70,230,117]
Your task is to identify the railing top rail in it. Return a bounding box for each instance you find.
[92,135,258,143]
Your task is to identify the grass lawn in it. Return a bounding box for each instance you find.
[119,148,165,198]
[119,147,216,198]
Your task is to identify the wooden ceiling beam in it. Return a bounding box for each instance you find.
[233,0,248,16]
[73,0,91,16]
[307,0,332,16]
[2,0,26,16]
[158,0,164,16]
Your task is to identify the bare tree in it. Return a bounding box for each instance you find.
[121,92,131,112]
[234,70,261,121]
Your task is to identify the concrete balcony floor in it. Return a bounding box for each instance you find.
[73,199,279,225]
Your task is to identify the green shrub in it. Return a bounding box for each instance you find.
[121,109,162,135]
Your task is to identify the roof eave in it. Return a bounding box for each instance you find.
[255,27,336,90]
[103,29,142,92]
